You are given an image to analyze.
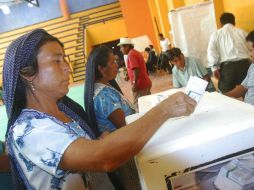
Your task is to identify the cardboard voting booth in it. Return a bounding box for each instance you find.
[126,90,254,190]
[169,1,217,68]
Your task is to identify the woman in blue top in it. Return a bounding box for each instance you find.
[3,29,196,190]
[85,46,139,189]
[85,46,135,135]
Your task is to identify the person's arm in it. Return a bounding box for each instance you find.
[128,51,141,91]
[60,92,196,172]
[172,73,182,88]
[108,109,126,128]
[0,141,10,172]
[95,88,129,129]
[202,74,211,82]
[0,154,10,172]
[224,85,247,98]
[207,33,220,79]
[192,58,210,82]
[132,68,140,92]
[213,69,220,79]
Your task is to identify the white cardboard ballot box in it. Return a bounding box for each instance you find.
[125,90,254,190]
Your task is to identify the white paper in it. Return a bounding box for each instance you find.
[185,76,208,102]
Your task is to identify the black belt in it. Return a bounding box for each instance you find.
[220,58,250,66]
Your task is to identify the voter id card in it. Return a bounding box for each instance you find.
[185,76,208,102]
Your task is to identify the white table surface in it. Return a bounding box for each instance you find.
[126,90,254,190]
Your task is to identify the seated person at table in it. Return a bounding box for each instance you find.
[85,45,135,134]
[167,48,215,92]
[85,46,140,189]
[224,31,254,105]
[2,29,196,189]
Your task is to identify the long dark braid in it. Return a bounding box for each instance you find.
[85,45,126,190]
[84,46,112,137]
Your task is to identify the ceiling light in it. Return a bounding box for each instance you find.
[0,5,10,14]
[27,2,33,7]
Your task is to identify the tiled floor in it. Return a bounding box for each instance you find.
[117,70,173,102]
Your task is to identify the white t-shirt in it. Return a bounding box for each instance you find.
[160,38,170,52]
[207,24,249,71]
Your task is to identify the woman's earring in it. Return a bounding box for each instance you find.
[30,81,35,92]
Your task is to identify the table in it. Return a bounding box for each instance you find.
[126,90,254,190]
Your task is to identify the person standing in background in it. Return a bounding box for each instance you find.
[149,44,158,57]
[158,33,173,74]
[159,33,171,52]
[207,12,251,93]
[118,37,152,111]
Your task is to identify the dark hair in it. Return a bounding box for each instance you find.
[167,47,182,61]
[149,44,154,48]
[122,44,134,49]
[145,47,151,52]
[84,46,112,137]
[11,34,63,134]
[246,31,254,47]
[158,33,164,37]
[220,12,235,25]
[20,35,63,77]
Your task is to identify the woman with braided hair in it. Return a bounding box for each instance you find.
[85,46,135,137]
[3,29,196,190]
[85,45,140,189]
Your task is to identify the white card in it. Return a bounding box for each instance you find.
[185,76,208,102]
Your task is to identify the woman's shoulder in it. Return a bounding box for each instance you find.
[15,109,49,125]
[11,109,62,134]
[10,109,87,141]
[94,83,120,99]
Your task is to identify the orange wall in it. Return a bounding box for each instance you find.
[155,0,171,39]
[222,0,254,32]
[87,19,127,45]
[119,0,159,51]
[213,0,225,28]
[172,0,185,8]
[147,0,163,52]
[184,0,208,6]
[85,19,128,55]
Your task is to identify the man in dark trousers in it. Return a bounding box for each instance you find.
[207,12,251,93]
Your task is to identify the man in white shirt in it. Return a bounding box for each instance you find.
[207,12,251,93]
[158,33,172,74]
[159,33,171,52]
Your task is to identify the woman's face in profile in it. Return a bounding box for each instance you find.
[32,41,71,99]
[99,52,118,81]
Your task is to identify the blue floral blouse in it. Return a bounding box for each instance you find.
[8,109,90,190]
[93,83,135,133]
